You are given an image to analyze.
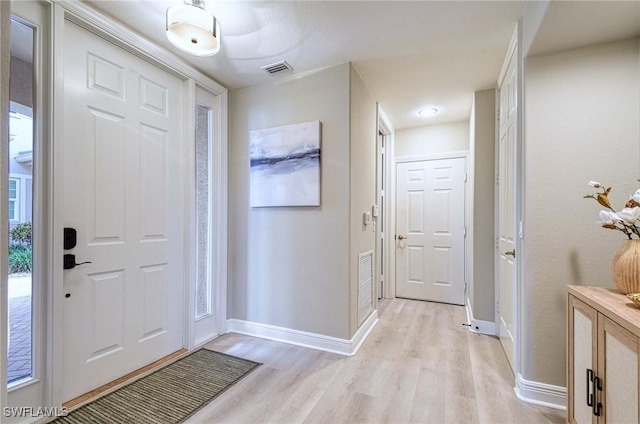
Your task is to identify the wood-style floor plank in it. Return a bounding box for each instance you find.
[190,298,566,424]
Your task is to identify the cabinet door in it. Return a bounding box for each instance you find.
[569,296,598,424]
[598,315,639,424]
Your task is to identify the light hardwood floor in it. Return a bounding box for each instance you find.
[190,298,566,424]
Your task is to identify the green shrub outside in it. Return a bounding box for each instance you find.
[8,243,32,274]
[10,222,32,246]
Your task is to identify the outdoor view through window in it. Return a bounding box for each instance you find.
[7,18,34,385]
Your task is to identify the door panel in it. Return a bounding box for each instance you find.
[396,158,465,305]
[498,45,517,371]
[568,296,597,424]
[62,22,184,402]
[599,315,639,424]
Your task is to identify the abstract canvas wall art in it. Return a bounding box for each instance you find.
[250,121,321,207]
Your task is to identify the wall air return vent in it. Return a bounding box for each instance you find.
[261,60,293,75]
[358,250,374,327]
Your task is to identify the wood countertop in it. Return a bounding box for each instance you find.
[568,285,640,337]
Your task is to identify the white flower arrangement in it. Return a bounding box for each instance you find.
[585,181,640,239]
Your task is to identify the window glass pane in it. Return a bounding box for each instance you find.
[195,105,211,318]
[8,17,34,385]
[9,179,17,198]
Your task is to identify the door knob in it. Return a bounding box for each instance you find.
[397,235,407,240]
[503,249,516,258]
[63,254,92,270]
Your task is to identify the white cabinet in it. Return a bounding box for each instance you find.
[568,286,640,424]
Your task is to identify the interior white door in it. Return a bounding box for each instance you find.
[62,22,185,402]
[497,45,517,371]
[396,158,466,305]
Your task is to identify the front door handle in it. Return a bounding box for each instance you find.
[397,234,407,240]
[63,254,92,270]
[503,249,516,258]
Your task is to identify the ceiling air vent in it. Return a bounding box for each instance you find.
[261,60,293,75]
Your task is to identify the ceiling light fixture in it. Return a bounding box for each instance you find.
[417,107,439,117]
[166,0,221,57]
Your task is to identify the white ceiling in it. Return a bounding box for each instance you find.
[83,0,640,130]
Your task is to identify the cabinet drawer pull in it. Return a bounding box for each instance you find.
[593,376,602,417]
[586,369,594,407]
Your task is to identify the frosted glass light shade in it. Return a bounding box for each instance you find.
[166,3,220,57]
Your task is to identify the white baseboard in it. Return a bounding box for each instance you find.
[226,310,378,356]
[465,297,496,335]
[514,373,567,411]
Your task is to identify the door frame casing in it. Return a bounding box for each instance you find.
[187,84,227,348]
[377,106,394,300]
[6,1,53,412]
[49,1,228,408]
[0,0,10,411]
[393,151,470,301]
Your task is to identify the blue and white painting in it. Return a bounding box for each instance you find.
[250,120,321,207]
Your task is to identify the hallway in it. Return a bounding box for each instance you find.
[194,299,565,423]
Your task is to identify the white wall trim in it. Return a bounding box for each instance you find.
[377,105,394,301]
[183,80,197,352]
[227,311,378,357]
[465,296,496,335]
[379,105,396,300]
[514,373,567,411]
[215,89,229,335]
[498,26,519,86]
[395,150,469,163]
[378,106,394,135]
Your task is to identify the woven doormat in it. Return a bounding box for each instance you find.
[53,349,261,424]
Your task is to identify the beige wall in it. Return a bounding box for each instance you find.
[348,65,378,336]
[395,121,469,157]
[523,37,640,386]
[469,89,496,322]
[228,63,352,339]
[228,62,379,340]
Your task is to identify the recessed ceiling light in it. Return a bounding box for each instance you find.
[417,107,439,117]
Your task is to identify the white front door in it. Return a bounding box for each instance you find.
[497,44,518,371]
[61,22,185,402]
[396,158,466,305]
